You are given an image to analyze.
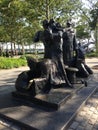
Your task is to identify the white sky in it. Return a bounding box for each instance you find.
[82,0,97,9]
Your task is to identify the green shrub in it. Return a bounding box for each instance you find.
[86,52,98,57]
[20,54,44,60]
[0,57,27,69]
[0,53,44,69]
[18,58,27,66]
[20,55,27,60]
[0,57,13,69]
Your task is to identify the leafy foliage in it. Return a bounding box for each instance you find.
[76,24,90,39]
[89,2,98,30]
[0,57,27,69]
[0,0,97,55]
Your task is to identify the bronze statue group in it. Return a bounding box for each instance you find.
[15,19,93,96]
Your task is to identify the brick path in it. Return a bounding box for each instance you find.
[0,58,98,130]
[68,90,98,130]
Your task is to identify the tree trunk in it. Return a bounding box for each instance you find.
[10,42,13,57]
[95,24,98,56]
[22,42,25,55]
[29,44,31,53]
[46,0,49,20]
[14,42,16,55]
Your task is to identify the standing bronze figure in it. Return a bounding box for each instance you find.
[63,20,78,66]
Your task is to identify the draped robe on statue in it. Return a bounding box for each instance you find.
[34,28,70,86]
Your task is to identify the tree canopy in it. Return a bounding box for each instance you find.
[0,0,98,54]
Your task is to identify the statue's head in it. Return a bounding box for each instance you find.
[66,19,72,27]
[56,22,62,28]
[42,19,49,29]
[49,19,55,24]
[26,57,38,71]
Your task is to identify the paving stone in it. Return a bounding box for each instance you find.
[88,118,96,125]
[90,107,96,112]
[93,123,98,129]
[94,110,98,114]
[80,119,88,127]
[91,114,98,120]
[86,110,93,116]
[70,121,79,129]
[79,111,86,116]
[75,115,84,123]
[76,125,84,130]
[83,106,90,111]
[85,124,93,130]
[86,104,92,108]
[91,98,98,103]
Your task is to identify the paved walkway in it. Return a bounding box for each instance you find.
[0,58,98,130]
[86,58,98,69]
[0,67,29,130]
[68,89,98,130]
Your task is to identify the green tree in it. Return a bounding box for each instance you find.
[0,0,85,56]
[76,24,90,41]
[89,2,98,54]
[76,0,98,53]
